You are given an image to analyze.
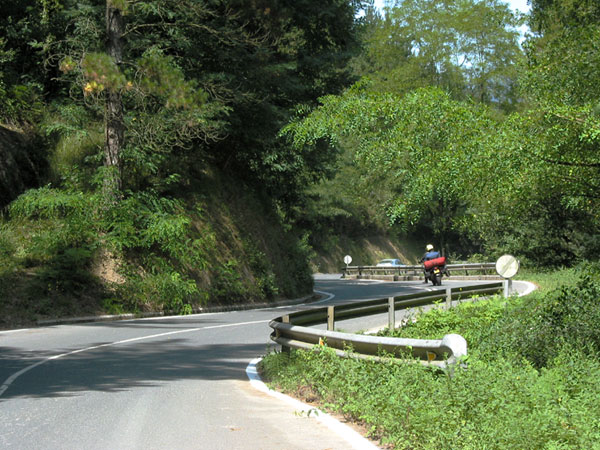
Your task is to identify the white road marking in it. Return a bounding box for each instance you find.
[313,290,335,303]
[1,281,539,397]
[0,328,32,334]
[517,281,537,296]
[0,311,229,335]
[0,319,268,398]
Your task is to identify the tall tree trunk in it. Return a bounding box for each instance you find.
[104,2,124,199]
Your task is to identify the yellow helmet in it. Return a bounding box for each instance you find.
[426,244,434,251]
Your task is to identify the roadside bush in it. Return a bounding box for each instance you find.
[6,188,103,297]
[384,296,508,348]
[262,345,600,449]
[209,259,248,304]
[274,231,314,298]
[0,225,20,296]
[262,266,600,448]
[1,173,316,320]
[118,268,200,314]
[481,268,600,368]
[243,239,279,299]
[33,247,95,294]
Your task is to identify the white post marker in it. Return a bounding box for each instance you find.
[344,254,352,267]
[495,254,520,297]
[343,254,352,277]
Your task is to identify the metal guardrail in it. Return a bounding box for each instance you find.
[342,262,498,280]
[269,281,506,368]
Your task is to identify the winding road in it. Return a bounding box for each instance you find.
[0,277,523,449]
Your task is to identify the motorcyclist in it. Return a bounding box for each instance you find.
[420,244,440,283]
[420,244,440,263]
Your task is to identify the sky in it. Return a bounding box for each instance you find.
[508,0,530,13]
[371,0,532,39]
[373,0,531,14]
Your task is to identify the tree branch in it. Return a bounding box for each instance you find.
[541,157,600,168]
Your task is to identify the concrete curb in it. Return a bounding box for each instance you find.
[35,293,318,327]
[246,358,381,450]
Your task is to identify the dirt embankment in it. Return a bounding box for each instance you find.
[311,234,423,273]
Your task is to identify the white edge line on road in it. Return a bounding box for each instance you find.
[313,290,335,304]
[246,358,380,450]
[0,328,32,334]
[0,319,268,398]
[0,310,231,335]
[517,281,537,296]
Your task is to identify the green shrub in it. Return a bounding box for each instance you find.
[0,224,16,261]
[262,266,600,449]
[486,280,600,367]
[33,247,95,295]
[244,240,279,299]
[384,296,508,348]
[120,268,200,314]
[209,259,248,304]
[262,345,600,449]
[274,231,314,298]
[0,83,45,124]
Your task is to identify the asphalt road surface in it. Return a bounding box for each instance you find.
[0,277,521,449]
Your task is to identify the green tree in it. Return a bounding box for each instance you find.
[29,0,365,209]
[0,0,51,124]
[529,0,600,32]
[46,0,226,200]
[284,84,499,253]
[355,0,523,109]
[193,0,365,207]
[500,0,600,262]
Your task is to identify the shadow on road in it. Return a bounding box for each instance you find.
[0,340,270,401]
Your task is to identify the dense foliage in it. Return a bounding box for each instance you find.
[262,267,600,449]
[285,0,600,266]
[0,0,364,322]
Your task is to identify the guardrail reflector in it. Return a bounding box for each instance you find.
[427,352,437,362]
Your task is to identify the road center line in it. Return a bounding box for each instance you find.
[0,319,268,398]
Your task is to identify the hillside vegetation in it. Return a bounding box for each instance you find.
[0,160,316,328]
[0,1,365,328]
[1,0,599,327]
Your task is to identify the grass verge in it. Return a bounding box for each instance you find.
[261,263,600,449]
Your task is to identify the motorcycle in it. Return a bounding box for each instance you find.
[423,256,449,286]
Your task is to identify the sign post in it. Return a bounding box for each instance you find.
[341,255,353,278]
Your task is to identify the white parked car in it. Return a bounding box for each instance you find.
[376,258,405,267]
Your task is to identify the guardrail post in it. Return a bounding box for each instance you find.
[327,306,335,331]
[388,297,395,330]
[446,287,452,310]
[281,315,290,353]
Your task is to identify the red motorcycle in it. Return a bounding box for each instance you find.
[423,256,448,286]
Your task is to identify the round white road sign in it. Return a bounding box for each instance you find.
[343,255,352,265]
[496,254,520,279]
